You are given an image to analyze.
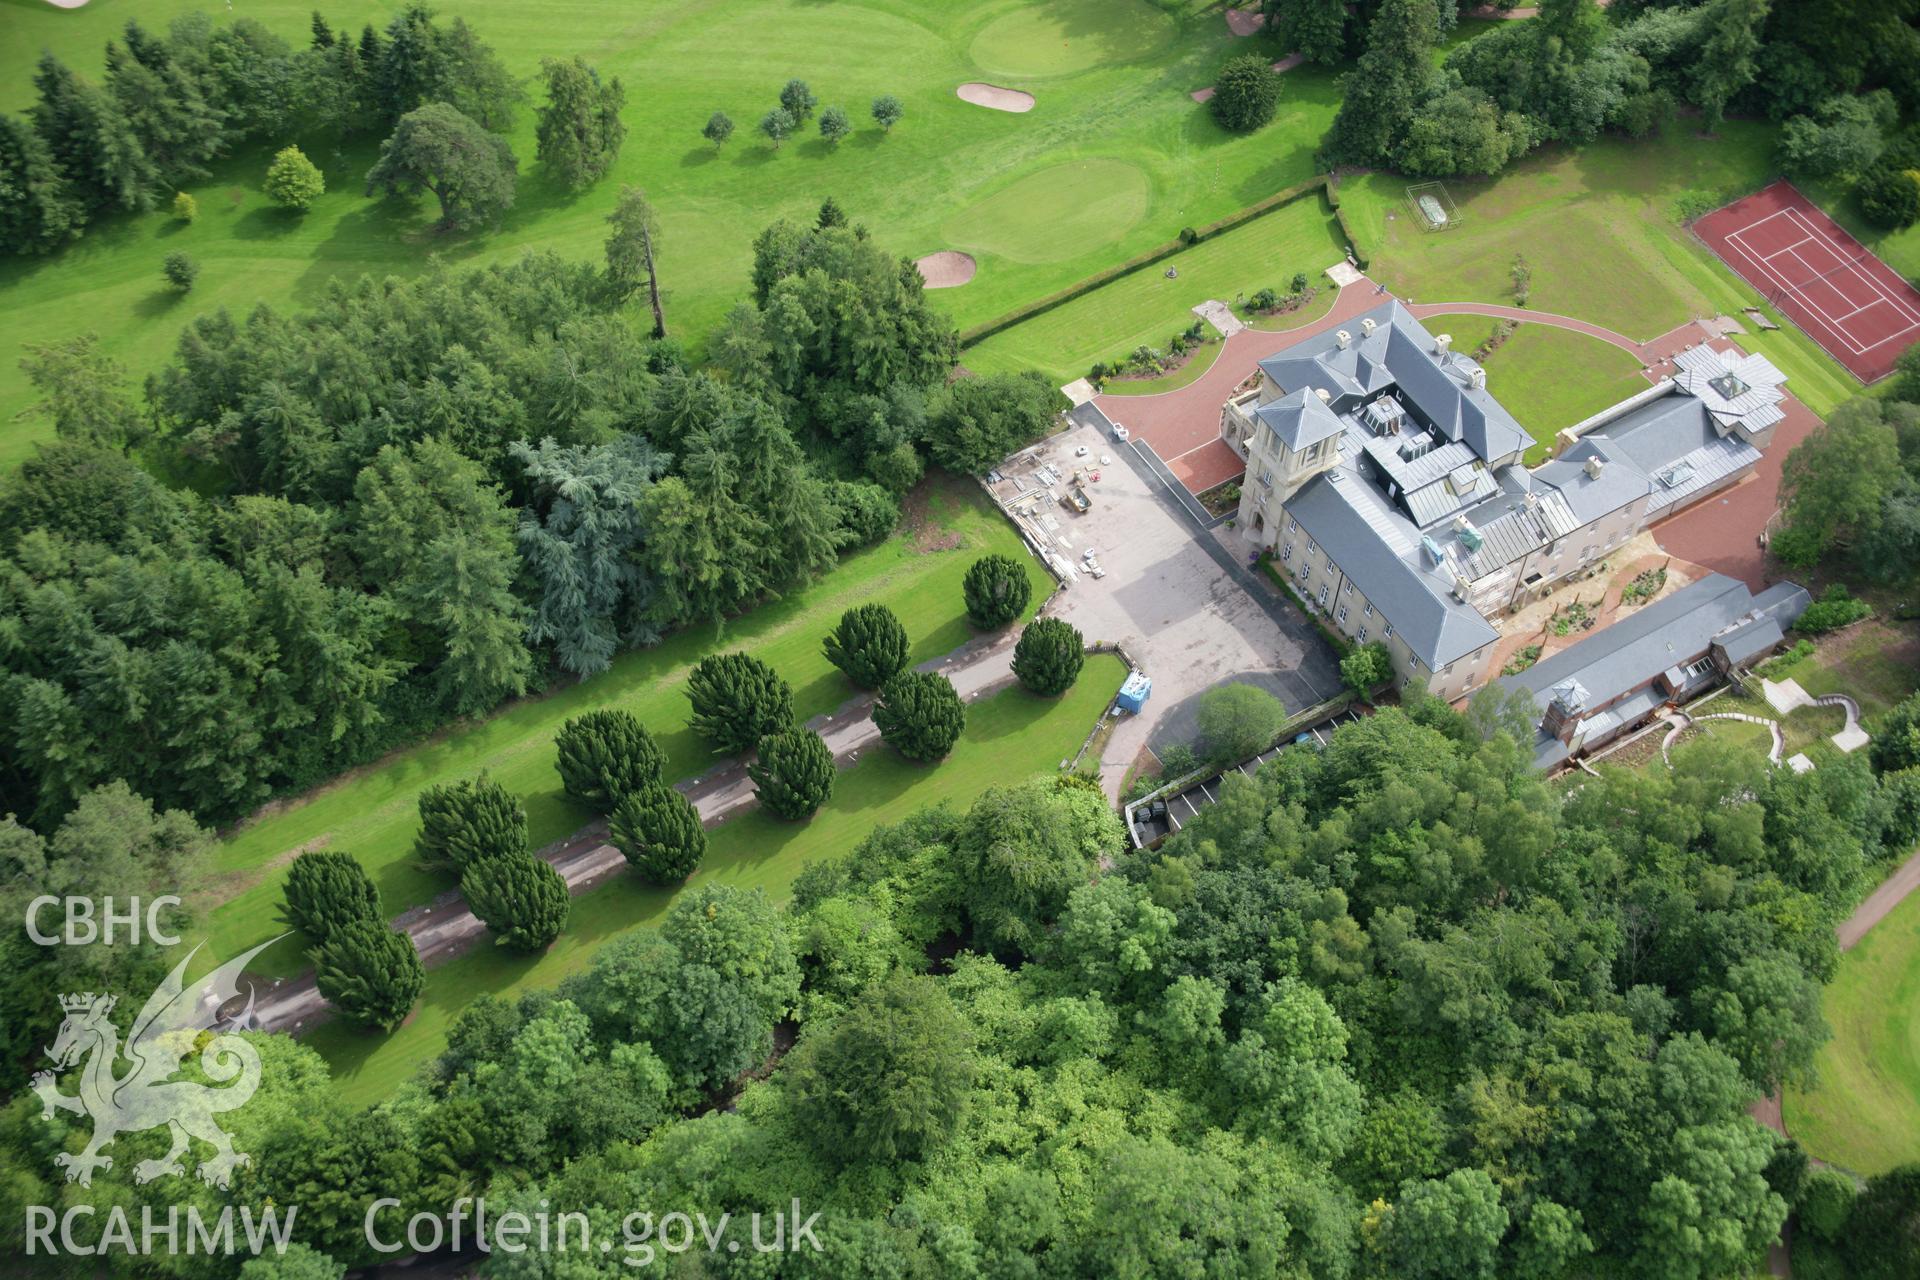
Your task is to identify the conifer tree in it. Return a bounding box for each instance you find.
[609,783,707,884]
[748,727,836,820]
[280,849,382,943]
[1012,617,1084,696]
[554,709,666,812]
[314,919,424,1030]
[462,853,570,951]
[685,652,794,755]
[823,603,911,689]
[874,671,965,762]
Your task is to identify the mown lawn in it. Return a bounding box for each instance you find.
[1418,313,1649,463]
[309,652,1128,1103]
[964,192,1349,383]
[1762,621,1920,726]
[1785,884,1920,1176]
[0,0,1334,471]
[200,476,1052,977]
[1339,128,1863,417]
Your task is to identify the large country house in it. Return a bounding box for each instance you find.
[1224,302,1789,702]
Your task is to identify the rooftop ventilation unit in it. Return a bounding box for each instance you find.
[1335,329,1353,350]
[1448,463,1478,494]
[1421,535,1445,566]
[1398,430,1434,461]
[1583,455,1606,480]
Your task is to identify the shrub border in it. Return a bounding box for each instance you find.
[958,175,1364,349]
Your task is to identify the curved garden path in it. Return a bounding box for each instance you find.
[1659,710,1784,765]
[1405,301,1690,364]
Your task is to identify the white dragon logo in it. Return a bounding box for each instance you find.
[31,938,282,1189]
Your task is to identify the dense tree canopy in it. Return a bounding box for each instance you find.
[0,233,925,829]
[684,651,795,756]
[787,973,975,1165]
[10,690,1914,1276]
[923,371,1062,475]
[873,670,966,763]
[823,602,912,689]
[1210,55,1285,133]
[554,709,665,813]
[364,101,518,231]
[1776,396,1920,579]
[534,56,625,191]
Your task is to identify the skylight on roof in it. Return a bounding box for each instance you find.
[1707,372,1750,400]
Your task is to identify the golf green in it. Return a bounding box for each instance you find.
[968,0,1177,79]
[1,0,1334,473]
[942,158,1152,264]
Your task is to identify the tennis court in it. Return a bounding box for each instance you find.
[1694,181,1920,383]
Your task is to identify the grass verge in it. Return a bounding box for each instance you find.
[964,193,1348,384]
[201,476,1051,977]
[310,652,1128,1103]
[1784,884,1920,1176]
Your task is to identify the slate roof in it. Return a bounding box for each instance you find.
[1255,388,1347,452]
[1454,489,1581,580]
[1257,302,1530,464]
[1258,308,1782,687]
[1532,439,1651,525]
[1533,389,1764,525]
[1500,573,1810,731]
[1286,468,1500,670]
[1499,573,1810,770]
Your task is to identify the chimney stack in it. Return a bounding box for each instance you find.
[1360,317,1377,337]
[1315,387,1331,402]
[1435,333,1452,357]
[1583,455,1605,479]
[1335,329,1352,350]
[1470,367,1487,390]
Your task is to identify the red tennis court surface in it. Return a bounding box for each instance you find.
[1693,181,1920,384]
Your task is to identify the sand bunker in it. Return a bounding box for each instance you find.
[956,83,1035,114]
[914,251,977,289]
[1224,8,1267,36]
